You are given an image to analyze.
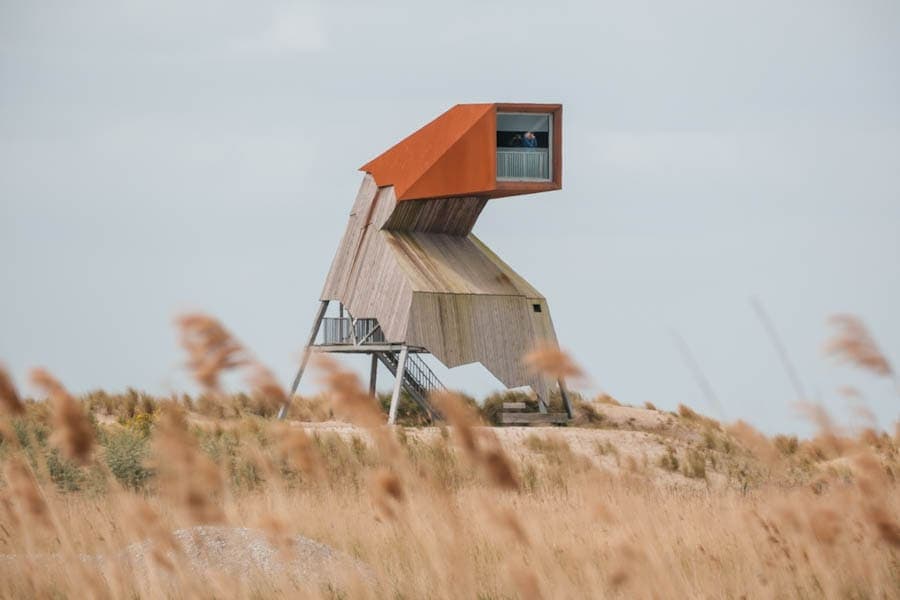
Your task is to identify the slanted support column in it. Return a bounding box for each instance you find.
[278,300,329,420]
[388,345,409,425]
[369,353,378,397]
[536,382,549,414]
[558,378,573,419]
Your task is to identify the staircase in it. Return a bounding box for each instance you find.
[376,351,444,421]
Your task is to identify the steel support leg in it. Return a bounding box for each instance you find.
[277,300,329,420]
[387,346,409,425]
[369,353,378,397]
[535,380,549,414]
[558,378,573,419]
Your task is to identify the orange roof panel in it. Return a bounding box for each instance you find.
[361,102,562,202]
[400,108,496,200]
[361,104,495,201]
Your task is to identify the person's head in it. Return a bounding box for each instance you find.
[524,131,535,140]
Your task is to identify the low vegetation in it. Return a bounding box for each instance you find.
[0,313,897,598]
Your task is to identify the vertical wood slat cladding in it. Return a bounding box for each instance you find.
[406,293,549,391]
[318,175,559,395]
[320,179,412,343]
[321,175,379,300]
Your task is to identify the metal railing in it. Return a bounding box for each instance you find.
[320,317,385,345]
[403,353,445,396]
[378,350,445,420]
[496,148,550,180]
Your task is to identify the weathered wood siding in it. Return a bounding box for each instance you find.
[319,175,560,396]
[382,196,487,235]
[320,175,379,300]
[405,292,554,391]
[320,178,412,342]
[383,232,543,297]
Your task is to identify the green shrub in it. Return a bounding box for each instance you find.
[47,449,85,492]
[104,429,152,490]
[682,448,707,479]
[122,412,154,437]
[773,434,799,456]
[84,388,157,421]
[10,416,48,450]
[231,455,264,490]
[377,391,433,426]
[658,447,679,472]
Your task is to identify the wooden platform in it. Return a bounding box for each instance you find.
[498,412,569,425]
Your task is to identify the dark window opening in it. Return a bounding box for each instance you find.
[533,303,542,313]
[496,131,550,148]
[496,112,552,180]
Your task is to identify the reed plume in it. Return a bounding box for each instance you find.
[313,355,383,429]
[867,506,900,547]
[509,564,543,600]
[523,341,583,381]
[150,404,225,524]
[0,364,24,415]
[491,506,530,546]
[274,423,322,480]
[176,313,248,393]
[30,368,94,464]
[825,314,893,377]
[177,312,294,417]
[371,468,405,520]
[246,363,289,415]
[313,354,400,464]
[433,391,519,491]
[2,457,51,530]
[0,311,896,598]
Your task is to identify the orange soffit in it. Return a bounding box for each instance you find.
[360,104,496,201]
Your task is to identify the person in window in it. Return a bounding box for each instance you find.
[509,133,522,147]
[523,131,537,148]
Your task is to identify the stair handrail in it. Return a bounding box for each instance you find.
[403,353,445,393]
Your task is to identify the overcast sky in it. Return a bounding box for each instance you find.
[2,0,898,434]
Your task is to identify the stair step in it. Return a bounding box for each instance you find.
[502,402,527,411]
[375,351,442,421]
[499,412,570,425]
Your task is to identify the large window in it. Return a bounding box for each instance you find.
[496,113,552,181]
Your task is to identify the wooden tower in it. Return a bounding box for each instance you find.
[280,103,571,424]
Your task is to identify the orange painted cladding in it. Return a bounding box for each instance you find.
[401,109,496,200]
[361,104,495,201]
[361,103,562,202]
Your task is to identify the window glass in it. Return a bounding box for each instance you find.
[496,114,551,149]
[496,113,552,180]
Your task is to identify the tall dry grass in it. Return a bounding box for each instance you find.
[0,316,897,598]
